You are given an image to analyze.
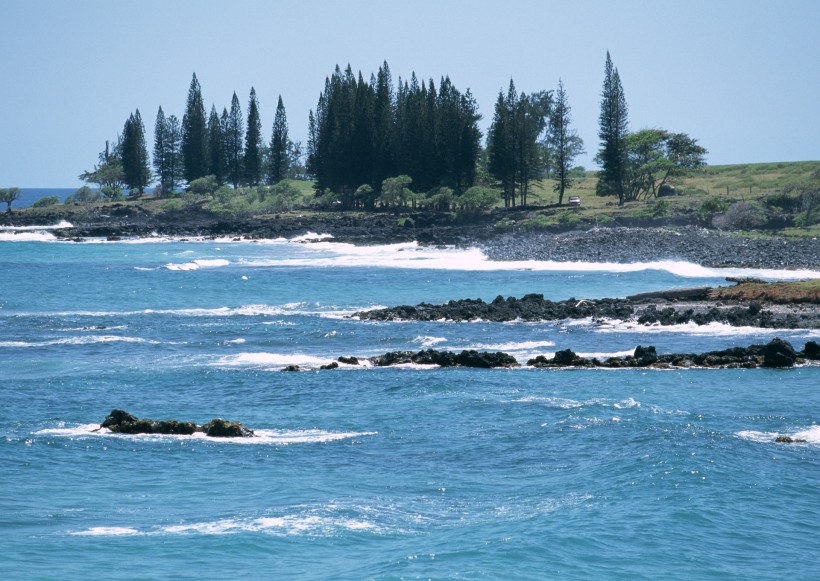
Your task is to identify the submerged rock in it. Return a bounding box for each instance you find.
[774,436,807,444]
[100,409,254,437]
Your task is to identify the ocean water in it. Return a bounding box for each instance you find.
[1,227,818,579]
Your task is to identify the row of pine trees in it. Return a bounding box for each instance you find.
[84,61,593,207]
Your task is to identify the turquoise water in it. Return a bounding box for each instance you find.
[1,234,818,579]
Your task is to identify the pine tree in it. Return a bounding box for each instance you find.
[182,73,209,184]
[225,92,244,187]
[153,106,168,192]
[548,79,585,205]
[244,87,263,185]
[121,109,151,194]
[207,105,225,184]
[487,84,515,206]
[372,61,395,189]
[269,95,289,184]
[165,115,182,193]
[596,51,629,204]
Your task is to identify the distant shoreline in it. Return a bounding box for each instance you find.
[2,201,819,271]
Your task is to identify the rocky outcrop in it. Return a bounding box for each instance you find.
[200,418,255,438]
[100,409,254,437]
[101,409,198,435]
[354,290,816,329]
[316,339,816,371]
[369,349,519,368]
[525,339,811,370]
[761,338,798,368]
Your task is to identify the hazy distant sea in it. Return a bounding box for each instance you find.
[14,188,77,208]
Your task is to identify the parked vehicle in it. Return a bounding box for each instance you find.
[568,196,581,206]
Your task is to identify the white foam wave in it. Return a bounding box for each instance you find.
[165,258,231,271]
[414,336,448,347]
[0,220,73,231]
[736,426,820,444]
[470,340,556,352]
[794,425,820,443]
[71,527,141,537]
[35,424,377,445]
[214,352,334,370]
[0,335,160,347]
[72,512,377,538]
[595,319,820,338]
[232,241,820,278]
[509,396,641,410]
[0,231,58,242]
[11,303,322,319]
[289,232,334,243]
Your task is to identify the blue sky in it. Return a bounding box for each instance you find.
[1,0,818,187]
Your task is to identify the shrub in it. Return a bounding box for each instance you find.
[457,186,499,214]
[652,199,670,217]
[557,210,580,226]
[66,186,103,204]
[33,196,60,208]
[494,217,516,231]
[713,201,767,230]
[697,197,729,224]
[161,198,185,211]
[189,175,218,196]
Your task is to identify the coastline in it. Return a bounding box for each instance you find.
[2,204,819,270]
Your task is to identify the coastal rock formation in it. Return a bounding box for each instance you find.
[525,339,810,370]
[100,409,254,437]
[200,418,255,438]
[369,349,520,368]
[101,409,198,435]
[355,284,818,329]
[318,339,816,371]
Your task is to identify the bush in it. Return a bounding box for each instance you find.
[651,199,670,217]
[494,217,516,231]
[596,214,615,227]
[713,201,767,230]
[557,210,580,227]
[33,196,60,208]
[189,175,218,196]
[457,186,499,214]
[161,198,185,211]
[697,197,729,224]
[66,186,103,204]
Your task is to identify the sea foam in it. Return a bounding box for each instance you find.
[34,423,377,445]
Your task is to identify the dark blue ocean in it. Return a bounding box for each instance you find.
[1,226,818,579]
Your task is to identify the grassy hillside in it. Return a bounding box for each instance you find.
[500,160,820,237]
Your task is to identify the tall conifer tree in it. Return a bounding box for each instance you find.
[121,109,151,194]
[165,115,182,193]
[548,79,585,204]
[182,73,209,184]
[244,87,263,185]
[153,106,168,191]
[269,95,289,184]
[207,105,225,184]
[596,52,629,203]
[225,92,244,187]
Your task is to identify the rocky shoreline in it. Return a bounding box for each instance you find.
[479,227,820,270]
[4,205,819,269]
